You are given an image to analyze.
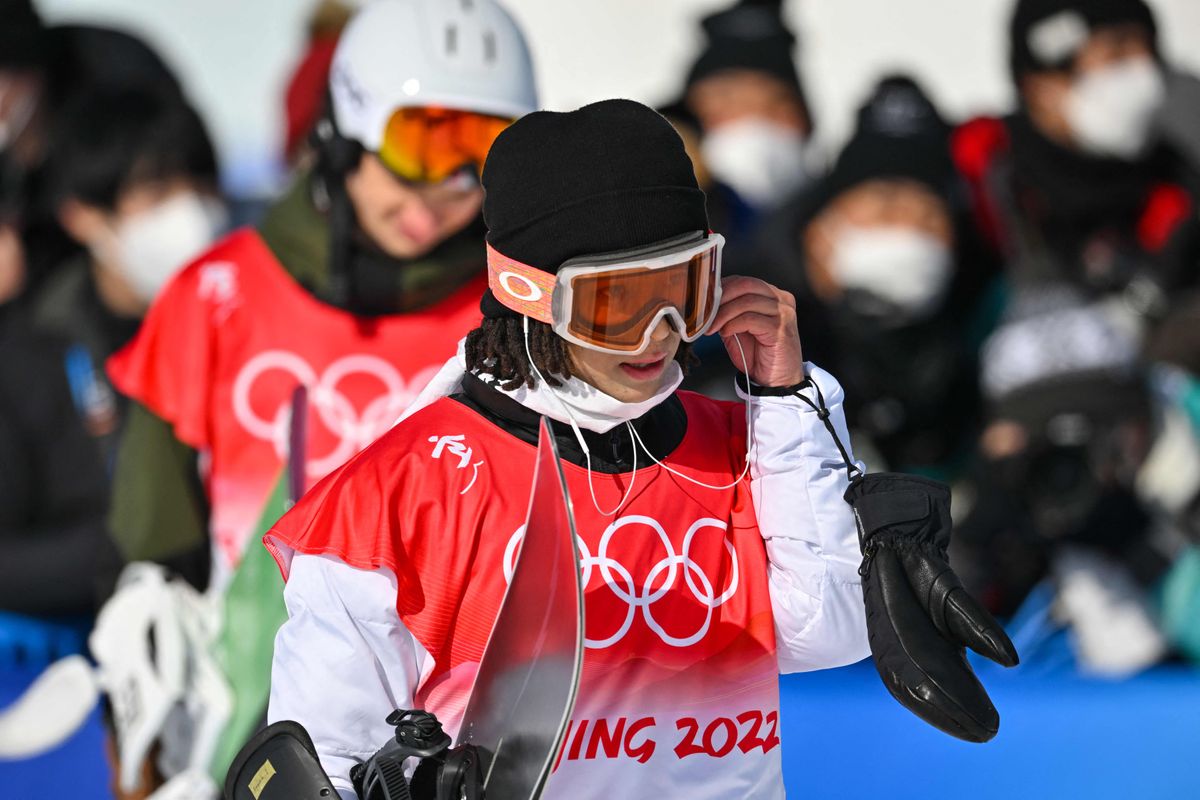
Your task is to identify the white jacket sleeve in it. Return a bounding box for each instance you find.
[738,364,870,674]
[268,553,435,799]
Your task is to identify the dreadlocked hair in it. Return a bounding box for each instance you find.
[465,317,572,390]
[464,316,695,391]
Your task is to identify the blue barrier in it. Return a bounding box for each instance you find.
[0,663,110,800]
[781,661,1200,799]
[0,612,89,670]
[3,660,1199,799]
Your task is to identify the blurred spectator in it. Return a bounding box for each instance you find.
[938,0,1200,677]
[953,0,1200,328]
[49,89,224,324]
[102,0,538,773]
[0,87,223,623]
[1,0,189,326]
[664,0,821,396]
[662,0,819,255]
[282,0,355,167]
[736,76,996,477]
[955,287,1181,672]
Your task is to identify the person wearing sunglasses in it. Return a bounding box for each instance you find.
[99,0,537,774]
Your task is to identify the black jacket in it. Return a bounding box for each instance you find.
[0,255,211,614]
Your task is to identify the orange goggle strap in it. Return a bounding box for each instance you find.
[486,244,558,323]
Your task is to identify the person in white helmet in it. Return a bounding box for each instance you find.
[100,0,538,778]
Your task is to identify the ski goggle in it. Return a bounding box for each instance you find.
[378,107,514,184]
[487,232,725,354]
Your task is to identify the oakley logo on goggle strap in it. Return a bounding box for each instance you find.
[487,244,557,323]
[498,271,543,302]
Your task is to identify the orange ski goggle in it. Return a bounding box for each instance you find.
[487,232,725,354]
[379,107,514,184]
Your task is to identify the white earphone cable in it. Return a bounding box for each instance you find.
[626,333,755,491]
[522,315,637,517]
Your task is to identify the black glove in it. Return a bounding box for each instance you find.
[846,473,1019,743]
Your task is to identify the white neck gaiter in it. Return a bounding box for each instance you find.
[398,338,683,433]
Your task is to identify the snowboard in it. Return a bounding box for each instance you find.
[454,416,585,799]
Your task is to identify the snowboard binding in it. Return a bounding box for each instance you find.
[352,709,485,800]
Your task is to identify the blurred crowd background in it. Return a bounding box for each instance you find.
[3,0,1200,797]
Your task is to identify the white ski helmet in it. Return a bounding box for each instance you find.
[329,0,538,152]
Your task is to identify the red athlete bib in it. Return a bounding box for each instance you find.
[267,392,784,798]
[109,229,486,587]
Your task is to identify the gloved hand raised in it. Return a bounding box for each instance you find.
[845,473,1019,743]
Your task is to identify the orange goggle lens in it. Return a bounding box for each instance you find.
[378,107,513,184]
[564,249,720,352]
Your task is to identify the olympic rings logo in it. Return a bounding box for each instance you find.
[232,350,437,478]
[503,514,739,650]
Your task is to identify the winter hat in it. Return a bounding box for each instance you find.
[684,0,809,118]
[1009,0,1158,79]
[50,26,183,100]
[480,98,709,318]
[0,0,47,68]
[980,284,1140,402]
[824,75,959,207]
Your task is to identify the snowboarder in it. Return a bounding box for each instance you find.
[266,97,858,799]
[265,99,1012,799]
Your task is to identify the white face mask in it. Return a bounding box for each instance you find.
[1064,57,1166,160]
[94,192,227,303]
[700,118,818,209]
[829,225,953,321]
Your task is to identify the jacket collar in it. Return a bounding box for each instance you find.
[452,372,687,474]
